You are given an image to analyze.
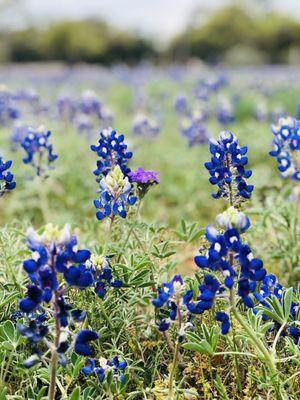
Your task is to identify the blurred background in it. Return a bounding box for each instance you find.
[1,0,300,65]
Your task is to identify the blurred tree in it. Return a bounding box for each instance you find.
[169,4,300,64]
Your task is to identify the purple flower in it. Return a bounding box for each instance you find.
[129,168,159,184]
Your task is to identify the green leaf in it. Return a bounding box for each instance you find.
[283,287,293,321]
[37,387,47,400]
[70,387,81,400]
[0,387,7,400]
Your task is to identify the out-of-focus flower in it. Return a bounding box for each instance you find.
[21,126,58,177]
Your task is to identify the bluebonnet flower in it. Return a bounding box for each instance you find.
[74,329,99,356]
[18,313,49,343]
[174,95,189,115]
[152,275,194,338]
[0,86,20,125]
[216,207,250,233]
[132,113,160,138]
[215,312,230,334]
[270,117,300,181]
[216,98,235,126]
[21,126,58,177]
[17,224,100,369]
[11,122,29,151]
[0,156,16,196]
[82,356,127,384]
[86,254,123,298]
[204,131,253,202]
[94,165,137,220]
[193,221,266,330]
[57,95,76,122]
[180,114,210,147]
[184,274,221,314]
[79,90,101,116]
[91,127,132,179]
[152,275,183,331]
[128,167,159,198]
[254,274,283,305]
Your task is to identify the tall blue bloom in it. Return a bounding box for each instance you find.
[91,127,132,179]
[21,126,58,178]
[17,224,100,369]
[204,131,253,202]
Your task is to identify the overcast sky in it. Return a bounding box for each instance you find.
[3,0,300,41]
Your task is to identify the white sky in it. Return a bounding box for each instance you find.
[2,0,300,41]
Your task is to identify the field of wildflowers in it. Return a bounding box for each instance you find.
[0,64,299,399]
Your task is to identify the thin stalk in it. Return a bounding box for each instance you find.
[117,200,142,263]
[272,322,286,354]
[168,296,182,398]
[214,351,257,358]
[103,215,115,254]
[37,177,51,223]
[48,250,61,400]
[168,340,180,399]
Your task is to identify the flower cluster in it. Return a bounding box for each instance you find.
[254,274,300,343]
[0,156,16,196]
[174,94,189,115]
[91,127,160,220]
[270,116,300,181]
[132,113,160,138]
[180,115,210,147]
[215,98,235,126]
[21,126,58,177]
[128,167,159,198]
[194,220,266,305]
[82,356,127,384]
[184,274,221,315]
[91,127,132,179]
[204,131,253,202]
[57,91,114,135]
[87,254,123,298]
[152,275,193,337]
[17,224,99,367]
[0,86,20,125]
[11,122,30,151]
[94,165,137,220]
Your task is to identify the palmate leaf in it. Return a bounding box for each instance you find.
[262,288,294,324]
[173,219,205,243]
[183,325,219,356]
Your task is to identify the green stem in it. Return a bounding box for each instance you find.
[48,351,58,400]
[37,177,51,223]
[117,201,142,262]
[168,297,182,399]
[214,351,257,358]
[168,340,180,399]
